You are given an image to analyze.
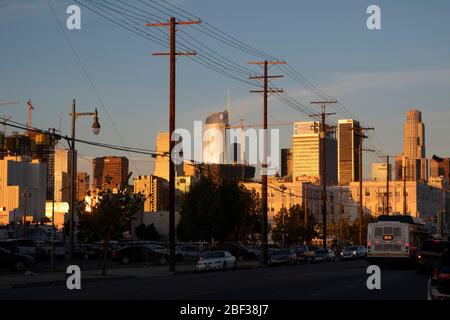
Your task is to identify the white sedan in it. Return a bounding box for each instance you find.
[196,250,237,271]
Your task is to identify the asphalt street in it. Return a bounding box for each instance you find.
[0,260,428,300]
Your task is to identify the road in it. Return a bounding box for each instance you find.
[0,260,428,300]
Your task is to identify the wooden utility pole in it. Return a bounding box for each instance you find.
[386,155,390,215]
[248,60,285,265]
[304,183,308,229]
[146,17,200,272]
[403,157,408,215]
[310,101,336,249]
[354,127,374,244]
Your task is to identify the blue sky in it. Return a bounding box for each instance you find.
[1,0,449,178]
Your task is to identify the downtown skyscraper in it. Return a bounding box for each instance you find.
[337,119,361,185]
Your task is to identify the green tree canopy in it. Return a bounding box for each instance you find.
[176,176,261,243]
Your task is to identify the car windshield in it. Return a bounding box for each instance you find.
[315,249,327,254]
[421,240,450,253]
[203,252,225,259]
[347,246,358,251]
[292,246,307,252]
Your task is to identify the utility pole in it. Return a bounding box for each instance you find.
[22,191,31,239]
[304,183,308,229]
[146,17,200,272]
[354,127,374,244]
[403,157,408,215]
[248,60,285,265]
[310,101,336,249]
[386,155,390,215]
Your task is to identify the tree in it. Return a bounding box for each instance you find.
[78,176,144,275]
[176,176,261,244]
[271,204,317,245]
[135,223,160,241]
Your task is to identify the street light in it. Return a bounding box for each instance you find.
[68,99,100,265]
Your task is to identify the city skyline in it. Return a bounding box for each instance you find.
[1,0,449,178]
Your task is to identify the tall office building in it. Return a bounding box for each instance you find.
[292,122,337,185]
[53,148,70,202]
[93,156,129,190]
[133,175,168,212]
[337,119,360,185]
[280,148,293,178]
[395,110,428,181]
[203,111,228,164]
[404,110,425,159]
[153,132,184,181]
[77,172,90,201]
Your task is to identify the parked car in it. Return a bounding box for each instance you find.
[72,244,102,260]
[340,246,367,260]
[196,251,237,271]
[0,247,35,272]
[290,245,310,263]
[35,241,66,259]
[222,243,258,261]
[418,239,450,274]
[269,249,297,266]
[113,245,179,265]
[177,244,206,260]
[427,249,450,300]
[0,239,36,257]
[312,248,336,263]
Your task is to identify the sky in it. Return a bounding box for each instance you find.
[1,0,450,179]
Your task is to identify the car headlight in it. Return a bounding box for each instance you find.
[353,251,356,255]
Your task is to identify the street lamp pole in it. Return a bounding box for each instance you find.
[68,99,100,265]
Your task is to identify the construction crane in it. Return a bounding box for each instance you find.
[26,99,34,131]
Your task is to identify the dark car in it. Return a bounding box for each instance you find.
[0,247,35,272]
[312,248,336,263]
[73,244,102,260]
[221,243,258,261]
[113,245,183,265]
[290,245,310,263]
[427,249,450,300]
[417,240,450,274]
[269,249,296,266]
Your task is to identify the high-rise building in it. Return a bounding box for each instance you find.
[292,122,337,185]
[133,175,168,212]
[404,110,425,159]
[280,148,292,178]
[372,162,391,181]
[77,172,90,201]
[93,156,129,190]
[153,132,184,180]
[203,111,228,164]
[396,110,428,181]
[53,148,70,202]
[0,156,47,224]
[338,119,360,185]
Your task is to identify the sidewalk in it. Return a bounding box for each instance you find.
[0,260,260,289]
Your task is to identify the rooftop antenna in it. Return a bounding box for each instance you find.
[227,89,231,124]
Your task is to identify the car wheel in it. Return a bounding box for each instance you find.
[14,261,25,272]
[121,256,130,265]
[158,256,167,265]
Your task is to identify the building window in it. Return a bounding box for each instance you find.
[365,189,371,197]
